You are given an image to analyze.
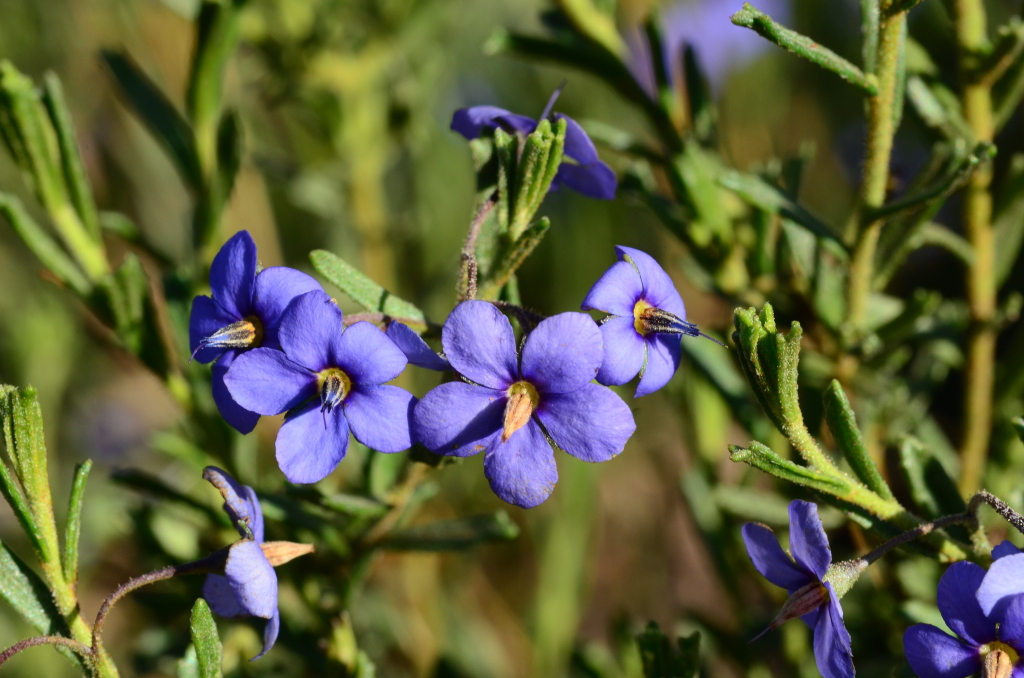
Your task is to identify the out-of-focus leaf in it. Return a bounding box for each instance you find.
[0,193,90,295]
[994,154,1024,286]
[102,50,199,187]
[636,622,700,678]
[718,170,845,250]
[214,109,243,204]
[178,644,200,678]
[62,460,91,584]
[730,4,876,95]
[310,250,426,330]
[554,0,625,56]
[906,76,972,140]
[861,0,879,75]
[41,73,99,239]
[377,511,520,551]
[683,46,716,144]
[189,598,223,678]
[899,437,966,520]
[823,380,894,499]
[111,467,228,526]
[320,493,389,519]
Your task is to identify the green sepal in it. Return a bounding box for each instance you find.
[309,250,427,330]
[822,380,894,500]
[731,4,877,95]
[478,217,550,299]
[823,559,868,599]
[376,511,520,551]
[635,622,700,678]
[508,118,565,239]
[189,598,223,678]
[729,442,851,496]
[101,50,200,188]
[61,459,91,585]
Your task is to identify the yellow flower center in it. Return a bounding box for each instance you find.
[633,299,654,335]
[502,381,540,442]
[318,368,352,412]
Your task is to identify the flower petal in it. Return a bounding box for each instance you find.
[557,114,599,166]
[978,553,1024,619]
[998,595,1024,654]
[617,246,686,317]
[536,384,635,462]
[787,500,831,580]
[813,592,854,678]
[212,352,261,434]
[386,322,451,371]
[224,540,277,619]
[211,230,257,318]
[344,385,415,453]
[333,321,408,387]
[252,610,280,661]
[277,290,343,371]
[202,574,244,618]
[275,401,350,483]
[553,162,617,200]
[994,541,1022,560]
[936,561,996,647]
[442,301,518,389]
[521,312,602,394]
[636,334,681,397]
[190,295,239,363]
[581,260,642,316]
[904,623,981,678]
[595,316,646,386]
[203,466,258,538]
[413,382,504,457]
[483,420,557,508]
[224,348,316,416]
[451,106,536,139]
[252,267,323,349]
[741,523,813,592]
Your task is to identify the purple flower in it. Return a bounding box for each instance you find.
[742,501,853,678]
[412,301,636,508]
[224,290,416,484]
[450,89,617,200]
[386,321,450,371]
[903,542,1024,678]
[201,466,279,660]
[190,231,322,434]
[582,246,707,397]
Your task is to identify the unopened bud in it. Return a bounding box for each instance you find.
[261,541,316,567]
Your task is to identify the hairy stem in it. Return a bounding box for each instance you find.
[955,0,997,496]
[0,636,93,669]
[968,490,1024,537]
[859,512,974,565]
[847,9,906,331]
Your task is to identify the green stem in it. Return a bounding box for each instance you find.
[955,0,997,496]
[847,9,906,331]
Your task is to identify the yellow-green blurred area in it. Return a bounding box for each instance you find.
[3,0,1023,676]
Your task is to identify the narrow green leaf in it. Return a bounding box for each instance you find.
[994,155,1024,286]
[178,644,200,678]
[478,218,550,299]
[101,51,200,188]
[729,442,850,496]
[555,0,627,57]
[215,109,243,203]
[899,437,966,520]
[0,193,90,295]
[718,169,846,250]
[683,46,716,144]
[636,622,700,678]
[309,250,426,329]
[731,4,877,95]
[823,380,894,499]
[61,460,91,584]
[41,73,100,240]
[860,0,879,75]
[187,1,241,130]
[377,511,520,551]
[977,17,1024,87]
[0,386,61,568]
[994,44,1024,131]
[189,598,223,678]
[320,493,389,519]
[906,76,973,140]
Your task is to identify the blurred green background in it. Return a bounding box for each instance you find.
[3,0,1024,676]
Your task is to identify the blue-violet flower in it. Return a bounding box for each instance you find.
[224,290,415,483]
[742,500,853,678]
[190,231,322,433]
[450,89,617,200]
[201,466,279,660]
[904,542,1024,678]
[412,300,636,508]
[582,246,708,397]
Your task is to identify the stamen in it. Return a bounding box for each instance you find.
[632,300,725,346]
[318,368,352,425]
[539,80,568,122]
[191,317,263,361]
[502,381,539,442]
[260,541,316,567]
[983,649,1015,678]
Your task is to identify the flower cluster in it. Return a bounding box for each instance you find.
[191,233,712,509]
